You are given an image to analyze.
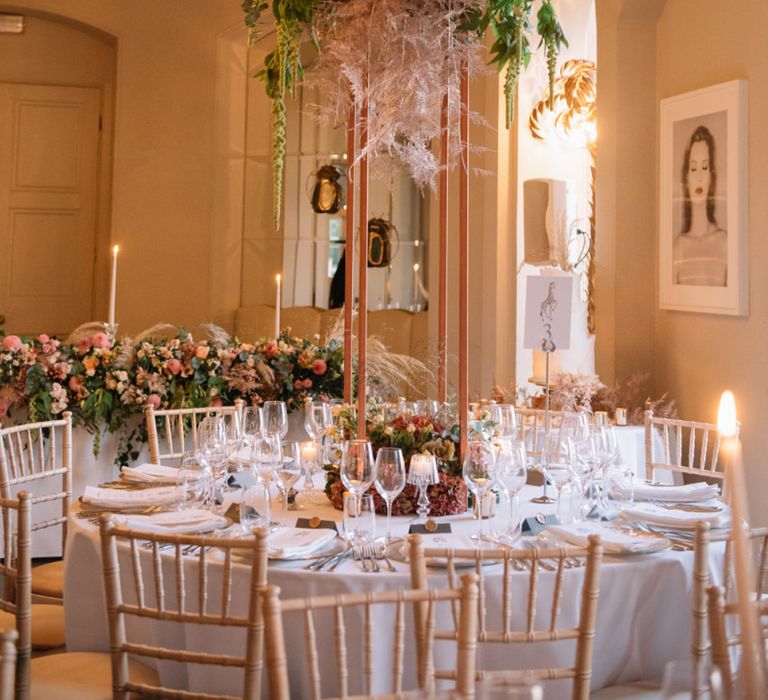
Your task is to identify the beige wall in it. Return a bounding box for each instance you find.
[1,1,244,336]
[597,0,768,522]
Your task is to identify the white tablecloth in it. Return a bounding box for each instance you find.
[63,484,724,698]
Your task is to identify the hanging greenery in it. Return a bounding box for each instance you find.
[242,0,568,229]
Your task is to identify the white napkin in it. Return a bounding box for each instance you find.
[121,463,180,484]
[120,509,229,534]
[267,527,337,558]
[620,501,731,530]
[82,485,182,508]
[418,533,483,551]
[613,481,719,503]
[547,521,668,554]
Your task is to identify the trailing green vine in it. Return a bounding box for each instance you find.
[536,0,568,109]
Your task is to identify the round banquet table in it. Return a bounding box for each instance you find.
[63,484,723,698]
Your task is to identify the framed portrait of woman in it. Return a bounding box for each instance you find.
[659,80,748,315]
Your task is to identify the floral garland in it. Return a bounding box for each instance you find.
[0,329,343,465]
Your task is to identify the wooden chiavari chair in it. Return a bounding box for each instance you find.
[408,534,603,700]
[145,401,244,464]
[706,585,768,698]
[0,629,16,700]
[644,410,725,493]
[0,414,72,606]
[99,517,268,699]
[262,575,479,700]
[691,522,768,699]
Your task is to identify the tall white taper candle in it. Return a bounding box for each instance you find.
[275,273,282,339]
[108,245,119,327]
[717,390,767,697]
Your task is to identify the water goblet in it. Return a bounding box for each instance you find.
[490,404,518,438]
[240,483,271,534]
[304,401,331,444]
[273,441,301,520]
[463,440,497,541]
[492,437,527,543]
[262,400,288,440]
[340,440,375,502]
[343,493,376,545]
[176,456,210,510]
[374,447,406,544]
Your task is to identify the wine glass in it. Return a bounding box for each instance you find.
[262,401,288,440]
[373,447,406,545]
[490,404,517,438]
[340,440,375,502]
[176,454,210,510]
[463,440,497,541]
[273,442,301,524]
[241,406,264,442]
[304,401,329,442]
[539,434,581,524]
[250,434,282,485]
[492,437,527,543]
[240,483,271,534]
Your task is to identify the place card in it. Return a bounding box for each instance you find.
[227,473,259,490]
[295,517,338,533]
[522,513,559,535]
[409,522,452,535]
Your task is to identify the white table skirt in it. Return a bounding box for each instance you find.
[63,484,724,698]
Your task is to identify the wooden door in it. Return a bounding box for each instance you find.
[0,83,101,335]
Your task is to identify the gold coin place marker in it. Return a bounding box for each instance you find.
[309,516,321,528]
[424,519,438,533]
[535,513,546,525]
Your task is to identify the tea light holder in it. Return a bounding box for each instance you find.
[615,408,628,426]
[407,454,439,520]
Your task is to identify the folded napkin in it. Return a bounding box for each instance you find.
[267,527,337,558]
[620,501,731,530]
[121,463,180,484]
[612,481,719,503]
[120,509,229,534]
[547,521,668,554]
[82,485,182,509]
[418,533,484,551]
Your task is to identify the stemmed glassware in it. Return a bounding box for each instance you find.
[407,454,439,521]
[272,442,301,524]
[373,447,406,544]
[462,440,497,542]
[492,437,527,544]
[262,401,288,440]
[539,433,581,524]
[340,440,375,505]
[195,416,229,512]
[304,401,331,444]
[490,404,517,438]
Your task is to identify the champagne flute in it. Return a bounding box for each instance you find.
[262,401,288,440]
[463,440,497,542]
[373,447,406,545]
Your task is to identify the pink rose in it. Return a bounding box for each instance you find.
[2,335,22,352]
[264,340,279,358]
[167,358,182,375]
[147,394,161,409]
[195,345,209,360]
[91,332,112,349]
[311,359,327,376]
[302,378,313,389]
[37,334,50,344]
[294,379,303,389]
[77,339,92,354]
[211,397,223,407]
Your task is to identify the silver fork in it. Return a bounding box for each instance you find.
[353,546,374,572]
[361,544,381,572]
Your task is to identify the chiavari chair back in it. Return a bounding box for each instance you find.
[644,410,726,493]
[99,517,269,699]
[408,534,603,700]
[691,522,768,698]
[145,400,244,464]
[262,575,479,700]
[706,585,768,697]
[0,413,72,562]
[0,629,17,700]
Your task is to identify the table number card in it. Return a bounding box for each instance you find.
[523,275,573,351]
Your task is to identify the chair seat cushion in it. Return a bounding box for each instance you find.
[31,651,159,700]
[591,681,661,699]
[0,604,64,650]
[31,560,64,598]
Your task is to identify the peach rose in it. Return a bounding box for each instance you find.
[195,345,210,360]
[264,340,279,358]
[147,394,161,409]
[302,378,313,389]
[167,358,182,375]
[311,359,327,375]
[68,376,83,391]
[294,379,303,389]
[2,335,22,352]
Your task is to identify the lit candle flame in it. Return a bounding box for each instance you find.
[413,263,419,272]
[112,245,119,255]
[276,273,281,284]
[717,390,738,438]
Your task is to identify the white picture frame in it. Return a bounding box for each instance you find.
[659,80,748,315]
